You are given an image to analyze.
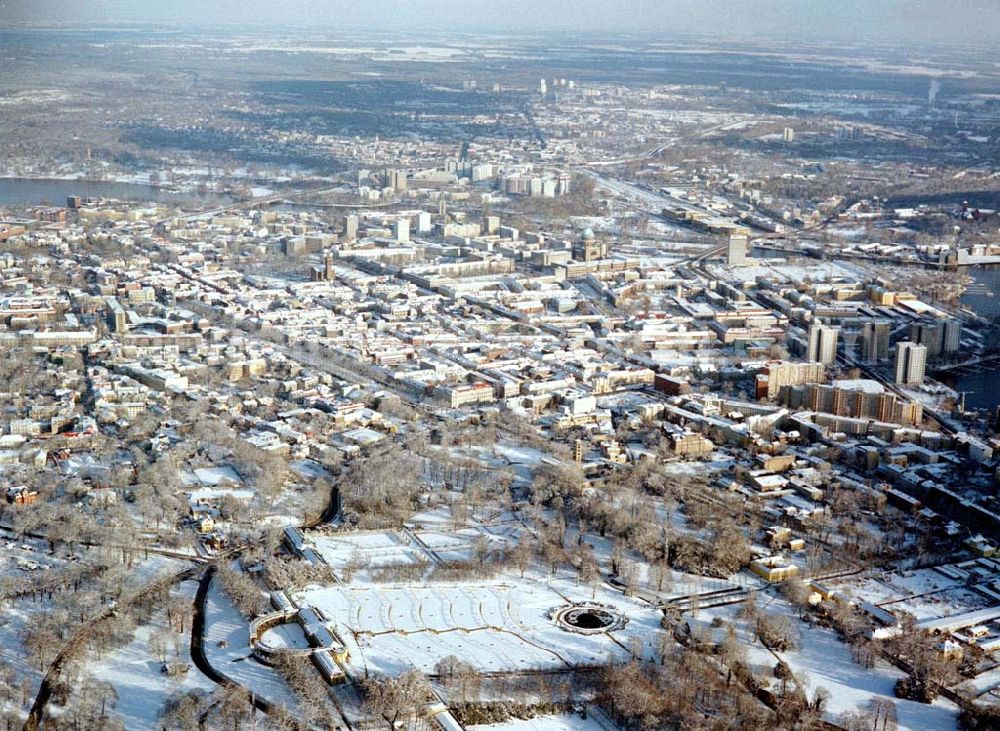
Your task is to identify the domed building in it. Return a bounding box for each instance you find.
[573,227,608,262]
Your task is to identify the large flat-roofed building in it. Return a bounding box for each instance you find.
[670,430,714,456]
[756,360,825,400]
[443,382,495,408]
[784,382,923,426]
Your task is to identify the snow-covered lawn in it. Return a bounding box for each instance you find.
[202,576,298,712]
[311,531,426,572]
[0,543,186,722]
[414,528,513,564]
[192,465,243,486]
[0,537,63,577]
[407,504,456,528]
[260,622,309,650]
[691,599,960,731]
[84,580,217,730]
[308,525,517,577]
[785,621,958,731]
[469,712,610,731]
[124,554,189,591]
[0,597,47,716]
[832,565,994,621]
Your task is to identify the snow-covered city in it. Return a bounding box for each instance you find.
[1,2,1000,730]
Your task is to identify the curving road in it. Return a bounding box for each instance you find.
[186,483,344,728]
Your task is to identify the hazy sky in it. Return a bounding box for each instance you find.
[2,0,998,44]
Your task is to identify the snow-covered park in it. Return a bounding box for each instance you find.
[293,573,662,677]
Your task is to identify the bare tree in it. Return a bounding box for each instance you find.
[361,670,432,730]
[215,683,255,731]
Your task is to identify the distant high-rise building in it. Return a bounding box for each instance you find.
[539,78,548,95]
[471,163,494,182]
[344,215,359,242]
[282,237,305,256]
[895,341,927,386]
[786,383,922,426]
[106,298,128,333]
[503,174,531,196]
[861,321,891,364]
[414,212,432,233]
[311,251,335,282]
[837,125,859,141]
[943,319,961,353]
[909,319,961,358]
[783,127,795,143]
[394,218,410,244]
[807,320,839,366]
[907,319,960,358]
[910,321,944,358]
[388,170,407,193]
[726,233,748,267]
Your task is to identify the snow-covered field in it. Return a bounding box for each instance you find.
[124,554,189,590]
[831,563,996,622]
[202,577,298,711]
[469,713,610,731]
[691,599,960,731]
[84,581,216,730]
[0,536,63,577]
[191,465,243,486]
[716,259,864,285]
[311,531,426,571]
[260,622,309,650]
[310,523,518,578]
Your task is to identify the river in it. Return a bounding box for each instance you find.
[0,177,233,207]
[958,266,1000,319]
[942,266,1000,412]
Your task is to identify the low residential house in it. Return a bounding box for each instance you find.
[750,555,799,582]
[5,486,38,505]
